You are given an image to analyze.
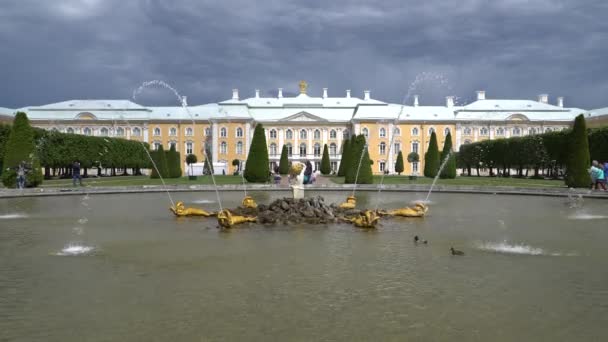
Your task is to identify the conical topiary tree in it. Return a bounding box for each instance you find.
[320,144,331,175]
[337,138,350,177]
[244,123,270,183]
[203,144,214,175]
[440,132,457,179]
[150,144,169,179]
[279,144,289,175]
[1,112,43,187]
[407,152,420,175]
[424,131,440,178]
[395,151,404,175]
[565,114,591,187]
[167,144,182,178]
[345,135,372,184]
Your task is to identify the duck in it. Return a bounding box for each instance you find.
[450,247,464,256]
[414,235,419,243]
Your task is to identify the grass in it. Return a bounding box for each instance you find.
[328,175,566,188]
[38,175,248,188]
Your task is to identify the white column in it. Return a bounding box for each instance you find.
[212,122,219,162]
[455,124,462,149]
[322,128,328,146]
[505,125,511,138]
[293,127,299,158]
[308,128,313,159]
[354,123,361,135]
[473,126,479,142]
[245,122,252,155]
[489,124,494,140]
[143,125,149,143]
[278,128,284,149]
[388,123,394,172]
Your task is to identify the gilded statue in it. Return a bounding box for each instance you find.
[242,196,257,208]
[299,80,308,94]
[217,209,257,228]
[379,202,428,217]
[170,201,215,217]
[344,210,380,228]
[338,196,357,209]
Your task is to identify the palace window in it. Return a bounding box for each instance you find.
[300,129,307,139]
[330,143,337,156]
[314,143,321,157]
[463,127,472,135]
[153,141,161,150]
[205,127,211,136]
[545,127,552,133]
[186,142,193,155]
[412,127,419,136]
[169,141,176,150]
[83,127,93,136]
[330,129,337,139]
[512,127,521,136]
[379,128,386,138]
[220,127,227,137]
[67,127,75,134]
[379,161,386,172]
[480,127,488,136]
[379,142,386,155]
[299,143,307,157]
[314,129,321,140]
[236,127,243,138]
[496,127,505,136]
[362,128,369,138]
[331,161,338,172]
[412,141,419,154]
[185,127,193,136]
[116,127,125,136]
[464,139,472,144]
[528,128,536,135]
[314,162,320,171]
[394,143,401,154]
[220,142,227,154]
[236,141,243,155]
[286,129,293,140]
[153,127,161,136]
[444,127,450,136]
[286,143,293,156]
[170,127,177,136]
[270,129,277,139]
[269,143,277,155]
[100,128,109,136]
[343,129,349,139]
[428,127,435,135]
[132,127,141,136]
[412,162,419,173]
[394,127,401,136]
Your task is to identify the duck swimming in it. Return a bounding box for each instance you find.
[450,247,464,256]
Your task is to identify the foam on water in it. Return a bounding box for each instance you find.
[567,213,608,220]
[0,213,27,219]
[192,199,215,204]
[55,244,95,256]
[476,241,545,256]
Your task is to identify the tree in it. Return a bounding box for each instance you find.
[244,123,270,183]
[320,144,331,175]
[232,159,241,175]
[186,153,197,176]
[166,144,182,178]
[395,151,405,175]
[150,144,169,179]
[278,145,289,175]
[345,134,372,184]
[0,124,12,177]
[2,112,43,187]
[565,114,591,187]
[203,145,214,175]
[439,132,457,179]
[423,131,440,178]
[337,139,350,177]
[406,152,419,175]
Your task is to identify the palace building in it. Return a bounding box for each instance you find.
[1,82,587,175]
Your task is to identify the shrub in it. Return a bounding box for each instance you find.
[423,131,440,178]
[244,123,270,183]
[186,153,197,176]
[150,144,169,179]
[1,112,43,187]
[166,144,182,178]
[337,139,350,177]
[279,145,289,175]
[565,114,591,187]
[439,132,456,179]
[395,151,405,175]
[320,144,331,175]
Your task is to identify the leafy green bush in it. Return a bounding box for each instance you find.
[244,123,270,183]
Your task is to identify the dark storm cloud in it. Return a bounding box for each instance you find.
[1,0,608,109]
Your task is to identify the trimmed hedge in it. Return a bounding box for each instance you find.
[565,114,591,187]
[2,112,43,187]
[279,144,289,175]
[244,123,269,183]
[337,138,350,177]
[395,151,404,175]
[439,132,456,179]
[320,144,331,175]
[166,144,182,178]
[150,144,169,179]
[345,134,372,184]
[423,131,440,178]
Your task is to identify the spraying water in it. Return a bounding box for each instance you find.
[351,142,369,197]
[424,151,452,202]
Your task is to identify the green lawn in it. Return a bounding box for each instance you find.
[39,175,248,188]
[328,175,566,188]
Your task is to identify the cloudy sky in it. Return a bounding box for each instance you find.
[1,0,607,109]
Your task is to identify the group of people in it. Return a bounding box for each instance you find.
[589,160,608,191]
[272,160,317,185]
[7,160,82,189]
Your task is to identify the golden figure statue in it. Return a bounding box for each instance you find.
[338,196,357,209]
[345,210,380,228]
[299,80,308,94]
[242,196,257,208]
[217,209,257,228]
[170,201,215,217]
[380,202,428,217]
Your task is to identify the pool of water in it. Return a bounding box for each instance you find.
[1,191,607,341]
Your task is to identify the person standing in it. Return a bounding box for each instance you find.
[72,160,82,186]
[589,160,606,190]
[16,161,26,189]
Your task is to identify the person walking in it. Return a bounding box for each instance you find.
[72,160,83,186]
[589,160,606,190]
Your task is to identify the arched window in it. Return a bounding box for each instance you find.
[314,129,321,140]
[169,127,177,136]
[379,128,386,138]
[393,127,401,136]
[412,141,419,154]
[545,127,552,133]
[185,127,193,136]
[444,127,450,136]
[132,127,141,136]
[270,129,277,139]
[463,127,472,135]
[330,129,337,139]
[220,142,227,154]
[362,128,369,138]
[67,127,75,134]
[236,141,243,155]
[330,143,337,155]
[169,141,176,150]
[412,127,419,136]
[299,143,307,157]
[236,127,243,138]
[496,127,505,136]
[116,127,125,136]
[204,127,211,136]
[314,143,321,156]
[286,129,293,140]
[300,129,307,139]
[480,127,488,136]
[220,127,227,137]
[153,141,161,150]
[379,142,386,155]
[428,127,435,135]
[513,127,521,136]
[528,128,536,135]
[464,139,472,144]
[269,143,277,155]
[186,141,193,154]
[153,127,161,136]
[394,143,401,154]
[286,143,293,156]
[84,127,92,136]
[100,128,109,136]
[343,129,349,139]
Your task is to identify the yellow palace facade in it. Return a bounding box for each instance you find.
[4,82,584,176]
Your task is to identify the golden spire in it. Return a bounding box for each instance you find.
[299,80,308,94]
